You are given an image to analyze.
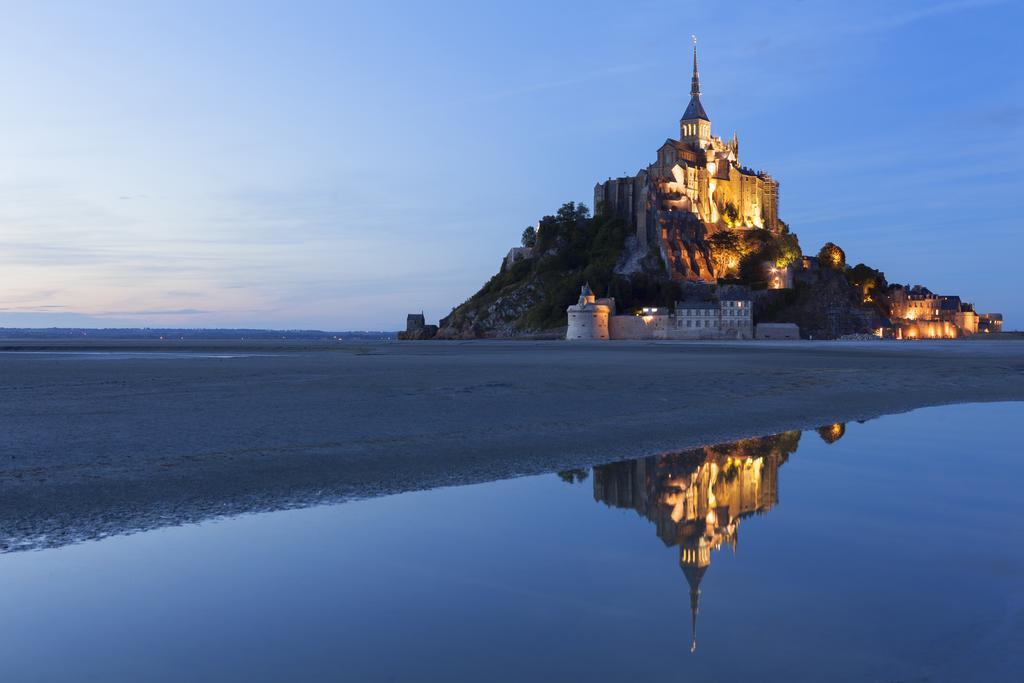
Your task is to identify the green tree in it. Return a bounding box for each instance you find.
[767,233,802,268]
[720,201,740,227]
[817,423,846,444]
[709,231,742,275]
[556,469,589,484]
[847,262,889,309]
[817,242,846,269]
[521,225,537,248]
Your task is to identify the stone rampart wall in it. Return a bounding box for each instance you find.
[608,315,750,340]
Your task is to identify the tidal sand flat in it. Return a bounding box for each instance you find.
[1,339,1022,550]
[1,402,1021,681]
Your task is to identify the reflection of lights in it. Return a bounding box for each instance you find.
[818,423,846,444]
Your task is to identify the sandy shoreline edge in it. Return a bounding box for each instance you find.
[2,339,1022,551]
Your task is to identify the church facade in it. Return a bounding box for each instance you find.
[594,43,781,282]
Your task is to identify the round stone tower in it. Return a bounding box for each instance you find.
[566,283,613,340]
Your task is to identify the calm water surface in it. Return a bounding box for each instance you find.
[1,402,1021,681]
[0,351,261,359]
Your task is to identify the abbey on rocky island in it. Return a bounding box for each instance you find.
[410,41,1003,341]
[594,40,780,282]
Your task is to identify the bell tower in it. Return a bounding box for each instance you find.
[680,36,711,150]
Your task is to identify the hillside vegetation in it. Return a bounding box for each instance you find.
[437,200,891,339]
[438,202,678,337]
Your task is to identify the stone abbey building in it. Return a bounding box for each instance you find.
[594,43,780,282]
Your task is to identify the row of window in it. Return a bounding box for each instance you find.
[678,308,749,317]
[678,319,750,329]
[682,123,707,137]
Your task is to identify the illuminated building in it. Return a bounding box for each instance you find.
[592,432,800,651]
[565,284,753,340]
[978,313,1003,334]
[888,284,999,339]
[594,39,782,282]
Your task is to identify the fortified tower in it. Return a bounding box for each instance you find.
[565,283,615,340]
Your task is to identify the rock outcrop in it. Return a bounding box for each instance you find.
[662,211,716,281]
[753,267,886,339]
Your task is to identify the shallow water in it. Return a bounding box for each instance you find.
[0,351,261,359]
[1,402,1021,681]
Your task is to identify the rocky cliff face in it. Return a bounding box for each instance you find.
[662,211,716,281]
[754,268,886,339]
[437,280,546,339]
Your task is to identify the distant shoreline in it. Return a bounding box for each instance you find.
[2,339,1022,552]
[0,331,1018,353]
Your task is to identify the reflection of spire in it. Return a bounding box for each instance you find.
[591,430,802,653]
[682,564,707,653]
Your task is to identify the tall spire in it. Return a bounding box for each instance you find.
[681,35,709,123]
[691,35,700,97]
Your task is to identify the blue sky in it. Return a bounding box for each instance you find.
[0,0,1021,330]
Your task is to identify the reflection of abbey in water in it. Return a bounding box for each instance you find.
[592,430,810,652]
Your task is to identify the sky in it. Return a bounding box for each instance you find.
[0,0,1021,330]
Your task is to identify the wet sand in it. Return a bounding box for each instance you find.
[2,339,1022,550]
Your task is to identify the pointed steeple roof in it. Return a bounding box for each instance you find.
[682,563,707,653]
[682,39,709,122]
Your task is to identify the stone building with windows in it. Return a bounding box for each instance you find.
[978,313,1003,334]
[398,313,438,340]
[594,41,781,282]
[565,284,752,340]
[888,284,998,338]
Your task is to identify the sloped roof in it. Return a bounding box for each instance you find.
[676,300,717,310]
[938,296,962,311]
[682,95,709,122]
